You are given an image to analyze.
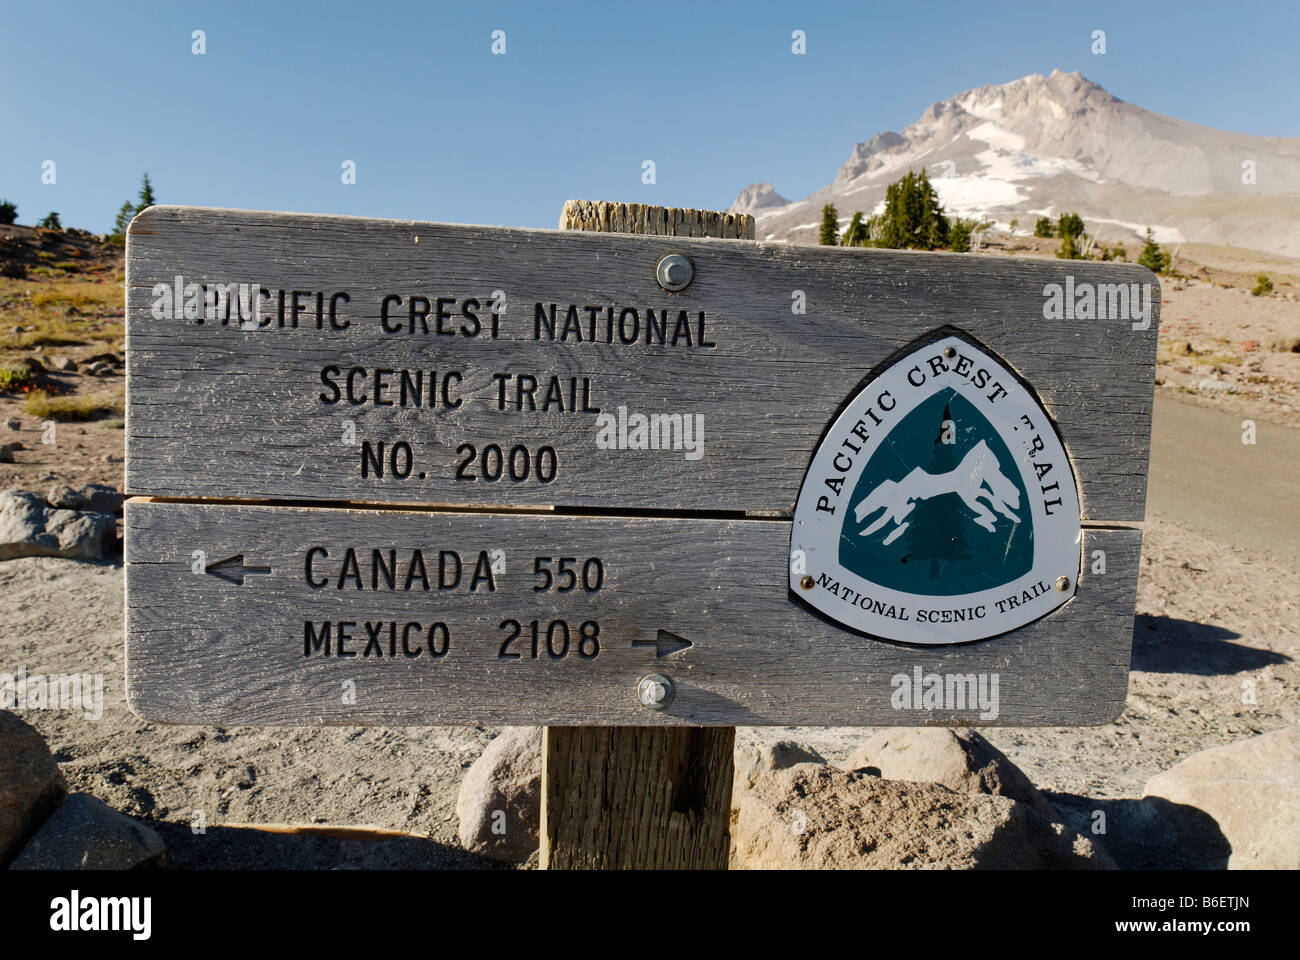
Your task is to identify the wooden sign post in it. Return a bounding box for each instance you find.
[123,202,1159,868]
[540,201,750,869]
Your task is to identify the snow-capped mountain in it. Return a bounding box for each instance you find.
[732,70,1300,257]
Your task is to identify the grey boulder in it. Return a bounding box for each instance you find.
[843,727,1060,822]
[734,740,826,789]
[45,482,124,515]
[0,489,116,561]
[733,763,1112,869]
[1143,726,1300,869]
[9,793,165,870]
[0,711,67,866]
[456,727,542,862]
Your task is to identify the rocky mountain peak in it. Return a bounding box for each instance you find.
[728,182,791,215]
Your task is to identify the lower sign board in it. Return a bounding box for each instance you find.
[123,206,1159,726]
[124,501,1141,725]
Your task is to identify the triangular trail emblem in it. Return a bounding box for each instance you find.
[789,332,1081,645]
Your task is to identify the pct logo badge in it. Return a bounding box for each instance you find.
[790,333,1081,645]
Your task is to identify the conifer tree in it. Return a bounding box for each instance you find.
[110,173,160,245]
[842,212,867,247]
[917,170,949,248]
[1137,227,1167,273]
[111,201,136,243]
[1057,212,1084,240]
[819,204,840,246]
[879,170,949,250]
[1056,232,1079,259]
[137,173,157,211]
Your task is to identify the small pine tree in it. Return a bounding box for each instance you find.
[110,201,136,244]
[109,173,160,245]
[1113,244,1127,261]
[1033,216,1053,238]
[137,173,157,211]
[879,170,949,250]
[1137,227,1167,274]
[1057,212,1085,239]
[879,177,907,248]
[949,219,972,253]
[1056,232,1080,259]
[38,212,62,230]
[1252,274,1274,296]
[819,203,840,246]
[841,211,867,247]
[0,200,16,226]
[1009,217,1019,233]
[917,170,949,249]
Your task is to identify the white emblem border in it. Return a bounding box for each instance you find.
[789,333,1082,645]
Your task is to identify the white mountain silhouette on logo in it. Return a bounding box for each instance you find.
[853,440,1022,546]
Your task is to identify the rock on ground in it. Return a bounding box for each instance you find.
[733,764,1113,870]
[45,483,123,515]
[0,710,67,866]
[1143,725,1300,869]
[9,792,165,870]
[456,727,541,862]
[0,489,116,561]
[843,727,1060,821]
[734,740,826,790]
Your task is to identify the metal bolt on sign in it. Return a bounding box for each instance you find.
[638,674,674,710]
[655,254,694,292]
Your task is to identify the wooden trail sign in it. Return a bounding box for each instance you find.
[124,205,1159,728]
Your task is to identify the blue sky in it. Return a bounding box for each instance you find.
[3,0,1297,234]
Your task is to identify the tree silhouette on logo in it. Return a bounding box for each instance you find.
[904,403,970,581]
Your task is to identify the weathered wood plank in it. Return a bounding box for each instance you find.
[124,206,1159,520]
[123,500,1140,726]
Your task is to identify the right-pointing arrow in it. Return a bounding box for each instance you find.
[634,630,693,658]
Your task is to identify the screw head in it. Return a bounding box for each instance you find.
[655,254,694,292]
[944,346,957,359]
[638,674,674,710]
[799,574,814,590]
[1055,576,1071,592]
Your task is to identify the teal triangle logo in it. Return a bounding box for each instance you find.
[839,387,1033,595]
[789,332,1081,645]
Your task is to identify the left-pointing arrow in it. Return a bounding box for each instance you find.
[204,554,271,585]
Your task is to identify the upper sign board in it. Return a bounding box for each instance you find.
[125,207,1157,520]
